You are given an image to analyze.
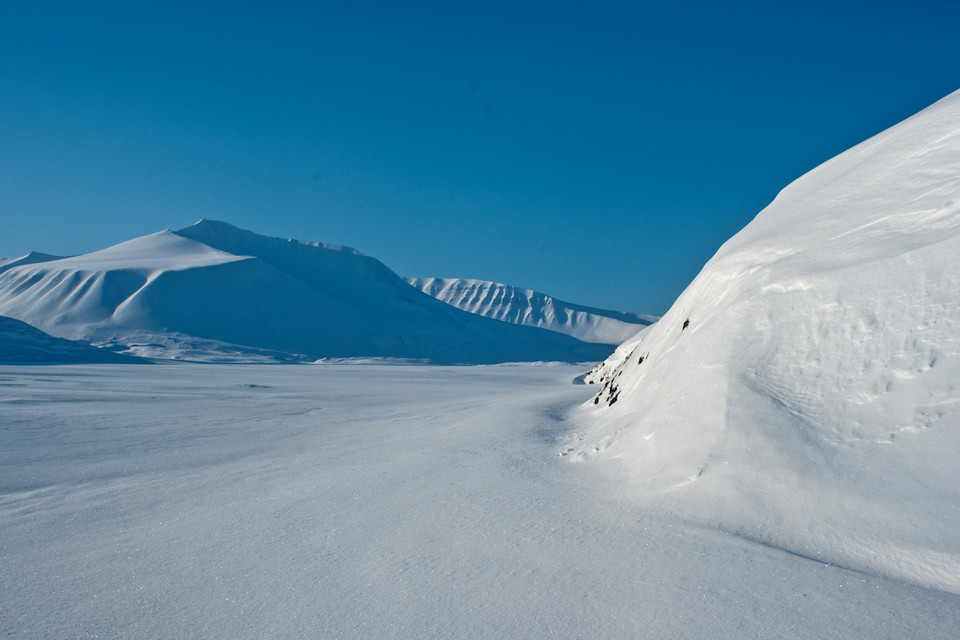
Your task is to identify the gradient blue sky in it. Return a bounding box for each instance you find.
[2,1,958,313]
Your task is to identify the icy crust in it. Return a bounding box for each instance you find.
[408,276,656,344]
[573,89,960,593]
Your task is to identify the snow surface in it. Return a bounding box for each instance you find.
[0,221,611,364]
[407,276,655,344]
[2,363,958,639]
[574,89,960,594]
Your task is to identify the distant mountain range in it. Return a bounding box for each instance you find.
[0,220,639,364]
[407,278,655,344]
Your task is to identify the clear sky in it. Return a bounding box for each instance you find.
[2,1,958,314]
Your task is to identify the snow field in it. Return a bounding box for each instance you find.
[2,364,958,639]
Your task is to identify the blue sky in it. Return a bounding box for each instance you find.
[2,1,958,314]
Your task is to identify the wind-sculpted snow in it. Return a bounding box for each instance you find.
[574,89,960,594]
[0,221,611,364]
[408,277,655,344]
[0,251,63,275]
[0,230,249,338]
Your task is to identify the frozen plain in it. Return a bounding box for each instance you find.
[2,363,958,639]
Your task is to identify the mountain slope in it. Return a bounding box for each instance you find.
[0,230,249,337]
[0,315,142,363]
[572,89,960,593]
[0,221,612,364]
[407,277,655,344]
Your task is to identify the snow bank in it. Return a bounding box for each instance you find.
[573,89,960,593]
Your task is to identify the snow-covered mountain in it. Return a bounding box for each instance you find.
[0,315,141,363]
[572,90,960,593]
[0,220,612,364]
[407,277,655,344]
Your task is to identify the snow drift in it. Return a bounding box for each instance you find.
[407,277,655,344]
[574,89,960,593]
[0,221,612,364]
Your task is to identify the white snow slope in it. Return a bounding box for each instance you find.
[407,276,656,344]
[573,89,960,594]
[0,220,611,364]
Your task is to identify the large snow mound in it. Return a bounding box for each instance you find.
[0,221,611,364]
[408,277,655,344]
[572,89,960,594]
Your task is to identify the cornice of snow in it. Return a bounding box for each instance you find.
[184,219,365,256]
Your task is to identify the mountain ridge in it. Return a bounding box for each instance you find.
[0,221,613,364]
[408,277,655,344]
